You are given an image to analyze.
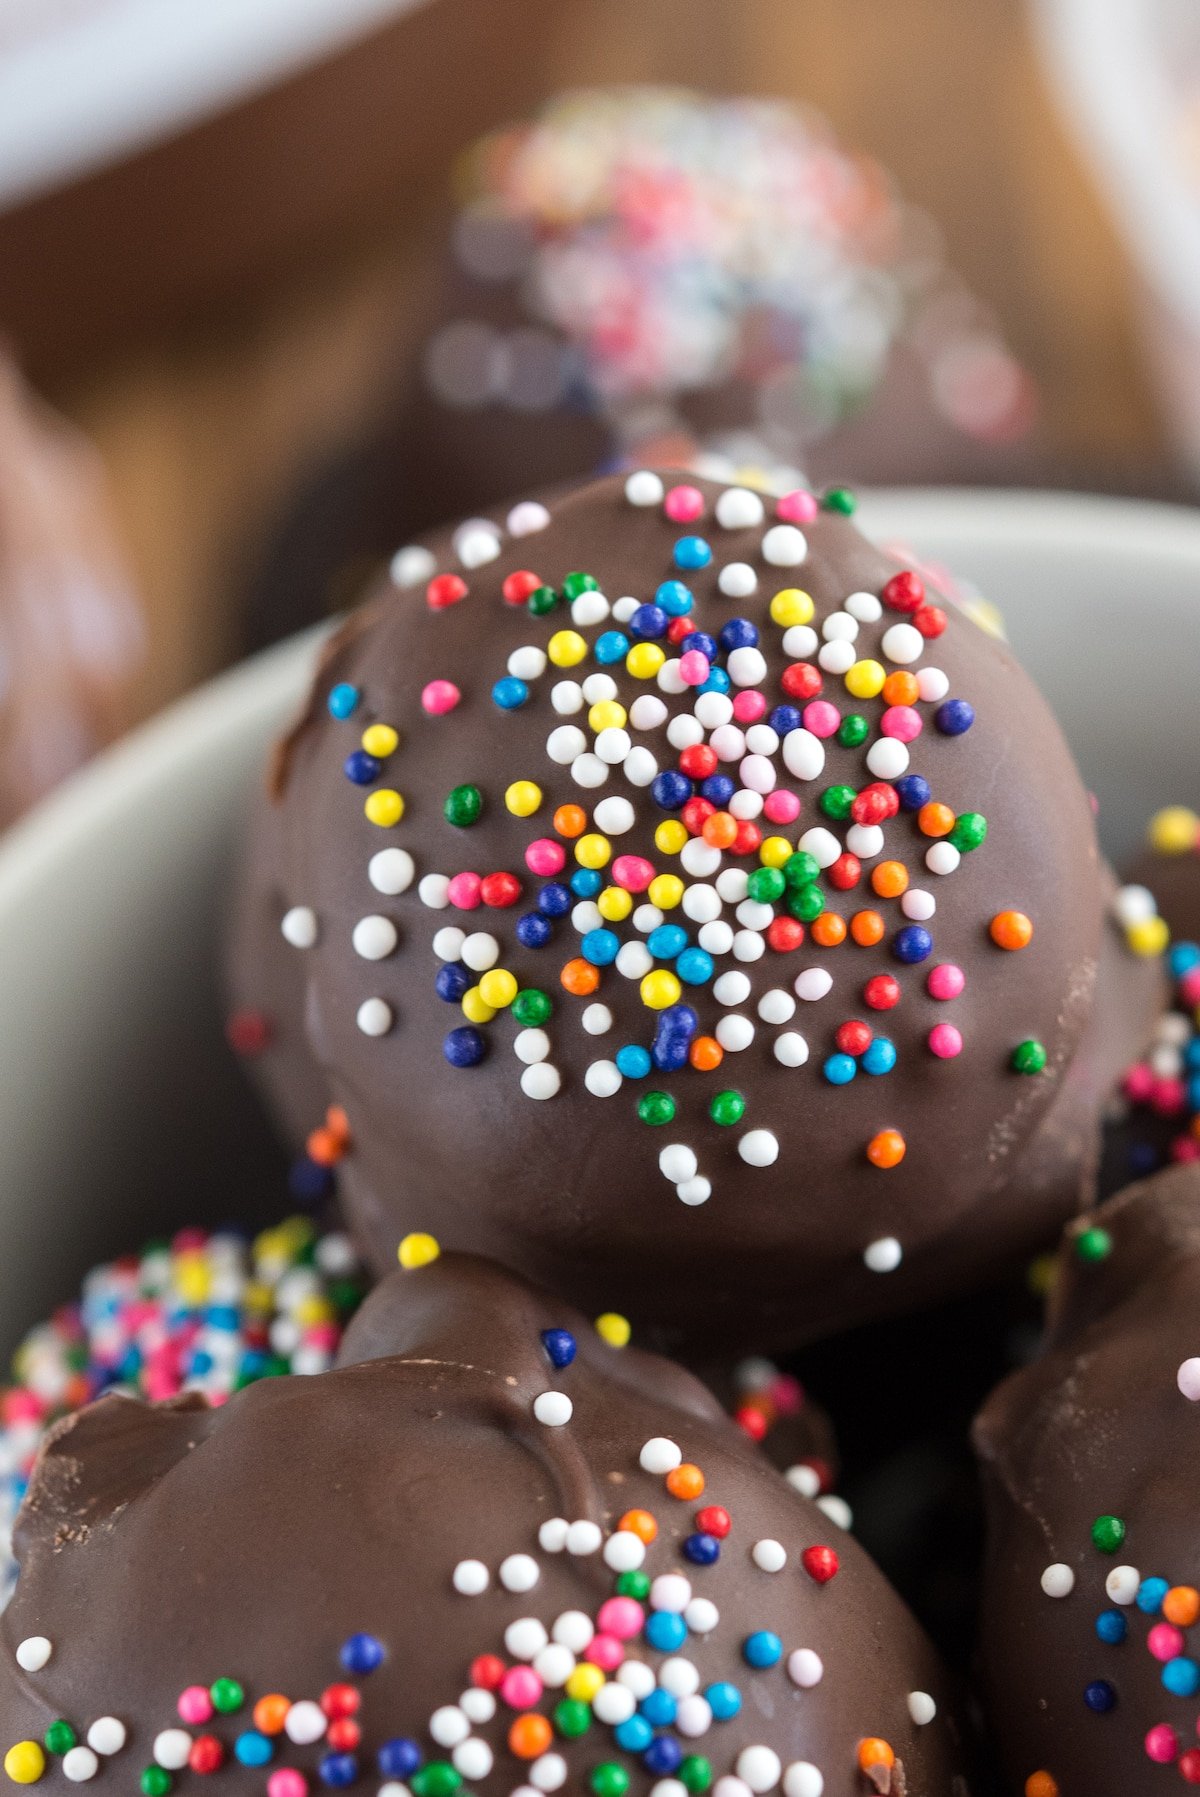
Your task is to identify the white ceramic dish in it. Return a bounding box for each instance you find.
[0,489,1196,1347]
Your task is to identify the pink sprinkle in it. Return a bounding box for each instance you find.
[268,1771,308,1797]
[1181,969,1200,1008]
[679,650,710,687]
[422,679,460,716]
[499,1666,543,1710]
[178,1687,213,1725]
[928,1023,963,1059]
[3,1391,41,1424]
[776,489,819,525]
[927,963,965,1002]
[731,691,766,723]
[763,789,801,825]
[1148,1623,1185,1663]
[588,1633,624,1672]
[526,839,566,877]
[1170,1136,1200,1163]
[596,1596,645,1640]
[880,705,922,743]
[1152,1078,1187,1118]
[1123,1062,1154,1103]
[664,485,705,523]
[447,872,482,910]
[304,1322,340,1351]
[612,855,655,893]
[770,1373,803,1415]
[173,1226,207,1252]
[1145,1724,1179,1763]
[802,700,840,739]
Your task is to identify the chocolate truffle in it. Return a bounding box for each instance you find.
[231,468,1129,1354]
[0,1252,973,1795]
[975,1163,1200,1795]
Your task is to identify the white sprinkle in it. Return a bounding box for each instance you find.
[61,1748,99,1783]
[667,713,705,750]
[762,524,807,566]
[461,932,499,971]
[698,921,734,956]
[716,487,765,529]
[564,1519,602,1556]
[352,915,397,961]
[916,665,949,702]
[15,1637,50,1672]
[714,970,752,1006]
[626,471,664,506]
[737,1745,782,1792]
[659,1659,701,1698]
[794,967,833,1002]
[616,942,653,979]
[87,1720,127,1757]
[739,753,776,794]
[572,901,604,936]
[1179,1358,1200,1400]
[582,673,617,704]
[907,1691,937,1726]
[640,1436,683,1474]
[456,525,501,570]
[429,1707,470,1748]
[594,797,635,835]
[460,1688,496,1724]
[774,1032,809,1068]
[817,639,855,675]
[585,1060,622,1097]
[677,1177,712,1207]
[571,753,608,789]
[529,1752,567,1792]
[798,826,840,868]
[547,725,586,765]
[710,723,746,763]
[822,610,859,643]
[153,1732,192,1771]
[552,1611,594,1652]
[369,848,414,895]
[864,1237,903,1273]
[619,1661,660,1700]
[514,1029,551,1066]
[418,874,450,909]
[752,1539,787,1573]
[681,838,722,879]
[593,1684,637,1726]
[719,562,757,597]
[1106,1565,1141,1604]
[782,624,818,659]
[624,746,659,787]
[866,737,909,779]
[744,723,778,755]
[281,905,318,949]
[504,1619,548,1662]
[650,1573,692,1612]
[538,1518,570,1553]
[717,1015,755,1052]
[737,899,775,931]
[817,1494,852,1531]
[782,1764,823,1797]
[551,681,584,715]
[1115,884,1158,927]
[533,1646,575,1688]
[729,790,763,823]
[660,1144,698,1184]
[881,621,923,664]
[508,500,551,536]
[926,842,961,876]
[630,694,668,731]
[433,926,466,961]
[612,597,638,625]
[283,1702,326,1746]
[845,589,882,622]
[356,998,393,1037]
[499,1553,540,1592]
[787,1647,823,1688]
[732,932,765,966]
[572,592,610,628]
[604,1530,646,1571]
[390,544,436,588]
[738,1129,778,1167]
[846,823,884,860]
[508,645,547,681]
[657,658,687,695]
[453,1740,493,1781]
[534,1391,572,1427]
[683,884,722,925]
[727,646,768,687]
[582,1003,613,1035]
[786,1464,820,1497]
[452,1558,489,1595]
[901,888,936,921]
[685,1596,719,1634]
[758,988,795,1025]
[595,727,632,766]
[716,868,750,903]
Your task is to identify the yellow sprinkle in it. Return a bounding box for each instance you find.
[296,1296,334,1327]
[844,659,886,699]
[769,587,814,628]
[361,723,399,758]
[548,630,588,668]
[243,1281,274,1314]
[654,821,687,856]
[1027,1252,1058,1299]
[479,968,518,1009]
[175,1260,211,1305]
[398,1233,440,1270]
[588,700,627,733]
[505,780,542,817]
[575,833,611,870]
[758,835,793,869]
[565,1664,605,1703]
[626,643,666,680]
[1148,805,1200,856]
[597,886,633,922]
[595,1312,631,1348]
[1127,915,1170,959]
[648,874,683,910]
[461,987,496,1024]
[4,1744,45,1785]
[365,789,404,827]
[641,969,682,1009]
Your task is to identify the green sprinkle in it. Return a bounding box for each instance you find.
[679,1757,713,1792]
[561,571,599,601]
[44,1724,75,1758]
[783,850,820,889]
[709,1090,746,1127]
[527,585,559,616]
[513,988,553,1028]
[638,1092,676,1127]
[819,784,856,821]
[787,883,825,924]
[837,714,870,748]
[949,811,988,852]
[209,1679,244,1715]
[615,1569,650,1600]
[746,866,785,905]
[1091,1514,1125,1554]
[553,1699,592,1739]
[443,784,483,827]
[141,1771,172,1797]
[1075,1226,1112,1264]
[590,1768,630,1797]
[1012,1039,1048,1075]
[411,1766,462,1797]
[821,485,857,515]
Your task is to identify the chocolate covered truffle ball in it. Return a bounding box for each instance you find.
[975,1164,1200,1795]
[231,468,1129,1353]
[0,1252,972,1796]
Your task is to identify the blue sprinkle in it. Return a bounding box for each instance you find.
[1095,1609,1127,1644]
[340,1633,384,1675]
[700,774,736,806]
[652,771,693,811]
[206,1305,240,1332]
[1163,1657,1200,1697]
[537,882,572,918]
[643,1737,682,1776]
[674,536,712,570]
[699,666,731,695]
[435,963,471,1002]
[595,630,631,665]
[644,1611,687,1653]
[238,1350,267,1380]
[1185,1037,1200,1071]
[234,1734,274,1768]
[704,1682,742,1722]
[676,948,715,987]
[317,1753,359,1788]
[769,704,802,736]
[894,774,932,812]
[288,1157,334,1206]
[343,750,381,785]
[616,1045,653,1079]
[492,676,529,710]
[655,580,694,617]
[682,1532,720,1566]
[681,631,719,661]
[630,604,669,641]
[1138,1577,1169,1615]
[377,1742,422,1779]
[648,924,689,960]
[516,913,553,950]
[615,1717,654,1754]
[443,1027,486,1068]
[188,1348,214,1376]
[582,929,621,967]
[1188,1074,1200,1113]
[719,618,758,651]
[639,1690,677,1727]
[893,925,933,964]
[1169,940,1200,978]
[570,868,603,899]
[541,1328,576,1368]
[743,1631,782,1669]
[1083,1680,1116,1713]
[328,683,360,719]
[862,1037,897,1076]
[935,698,975,735]
[824,1053,857,1086]
[1128,1142,1161,1175]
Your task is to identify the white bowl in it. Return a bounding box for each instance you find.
[0,489,1196,1346]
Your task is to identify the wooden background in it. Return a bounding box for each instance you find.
[18,0,1169,727]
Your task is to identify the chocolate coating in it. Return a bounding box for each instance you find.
[1,1254,972,1795]
[231,469,1119,1354]
[975,1164,1200,1794]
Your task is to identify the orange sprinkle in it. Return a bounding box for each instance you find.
[554,803,586,839]
[811,912,847,948]
[1164,1586,1200,1627]
[665,1463,705,1501]
[561,958,600,996]
[990,909,1034,951]
[858,1739,895,1771]
[253,1697,290,1737]
[701,811,738,849]
[850,909,884,947]
[871,860,909,899]
[866,1129,906,1170]
[918,801,955,839]
[325,1104,351,1144]
[1024,1777,1059,1797]
[508,1715,553,1760]
[617,1508,658,1544]
[305,1128,343,1167]
[689,1036,723,1071]
[882,671,919,706]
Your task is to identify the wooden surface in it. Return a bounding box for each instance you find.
[26,0,1167,726]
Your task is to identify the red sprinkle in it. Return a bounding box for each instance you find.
[470,1655,507,1691]
[734,1405,768,1442]
[225,1009,271,1056]
[766,916,804,953]
[851,783,900,827]
[828,853,861,891]
[863,974,901,1011]
[319,1685,360,1721]
[189,1739,225,1776]
[426,573,468,610]
[881,570,924,614]
[781,663,822,701]
[835,1020,872,1056]
[502,570,542,606]
[801,1544,840,1584]
[913,603,947,638]
[695,1505,732,1538]
[480,872,522,908]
